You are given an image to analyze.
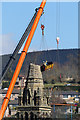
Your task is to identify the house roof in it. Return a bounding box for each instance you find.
[9,100,18,105]
[0,89,20,94]
[54,91,80,95]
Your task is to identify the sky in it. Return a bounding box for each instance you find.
[0,1,78,55]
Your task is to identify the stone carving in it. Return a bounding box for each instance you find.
[17,63,51,119]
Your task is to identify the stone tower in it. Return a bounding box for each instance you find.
[17,63,51,119]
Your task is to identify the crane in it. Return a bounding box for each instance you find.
[0,0,46,119]
[0,10,38,81]
[40,21,54,72]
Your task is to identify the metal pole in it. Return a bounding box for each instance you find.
[54,105,55,112]
[65,106,67,120]
[53,105,55,118]
[71,105,72,120]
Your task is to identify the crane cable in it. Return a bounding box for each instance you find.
[40,11,52,63]
[56,0,61,81]
[56,0,60,40]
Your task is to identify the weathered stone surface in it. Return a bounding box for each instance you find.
[17,63,51,119]
[28,63,42,79]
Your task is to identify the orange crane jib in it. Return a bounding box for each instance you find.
[0,0,46,119]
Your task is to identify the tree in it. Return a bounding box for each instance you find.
[2,68,14,88]
[4,68,13,81]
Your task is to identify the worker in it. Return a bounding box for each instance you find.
[43,60,47,66]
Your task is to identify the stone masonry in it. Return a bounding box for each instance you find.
[17,63,51,120]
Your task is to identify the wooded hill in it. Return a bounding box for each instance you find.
[0,48,80,84]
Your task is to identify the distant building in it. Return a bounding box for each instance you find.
[0,75,26,117]
[62,77,75,83]
[14,75,26,89]
[53,91,80,104]
[0,89,20,117]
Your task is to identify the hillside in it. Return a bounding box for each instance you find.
[0,48,80,83]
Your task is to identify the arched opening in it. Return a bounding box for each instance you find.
[23,88,27,105]
[30,112,34,120]
[28,89,30,104]
[25,112,28,120]
[34,114,37,120]
[47,97,49,104]
[37,87,39,94]
[34,90,37,106]
[21,114,23,120]
[17,112,19,119]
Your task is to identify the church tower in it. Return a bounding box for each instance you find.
[17,63,51,119]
